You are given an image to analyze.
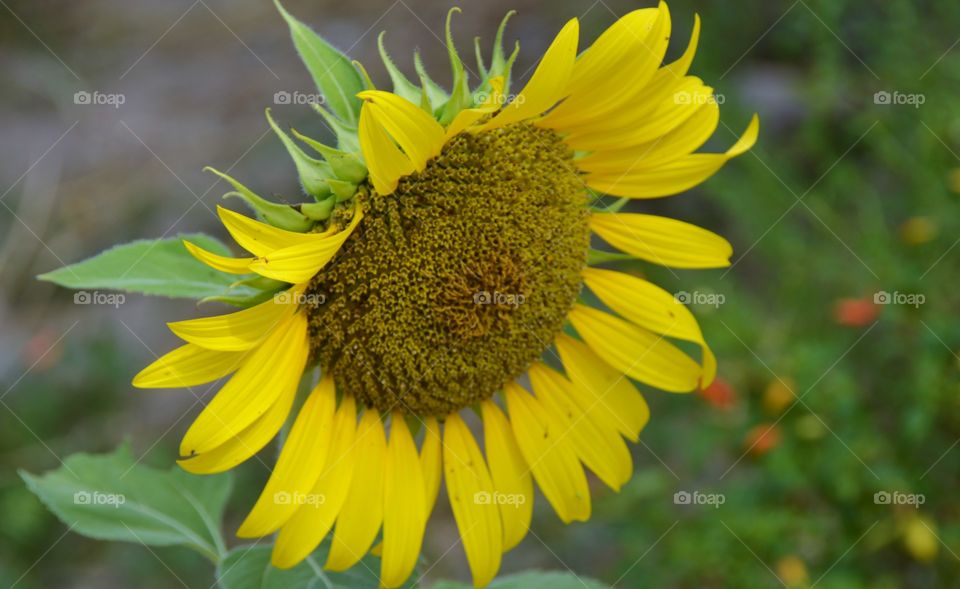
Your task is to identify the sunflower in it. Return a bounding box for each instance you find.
[133,2,757,587]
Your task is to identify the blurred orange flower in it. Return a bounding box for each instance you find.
[833,297,880,327]
[745,423,782,456]
[700,376,736,410]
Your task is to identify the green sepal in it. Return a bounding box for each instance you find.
[414,50,450,109]
[221,191,313,232]
[474,36,489,79]
[419,78,434,112]
[327,178,359,202]
[265,108,335,198]
[201,275,288,307]
[353,59,377,91]
[291,129,368,184]
[501,40,520,94]
[274,0,364,125]
[587,249,636,265]
[591,196,630,213]
[490,11,517,81]
[472,11,519,100]
[201,287,283,308]
[300,199,336,221]
[310,102,361,153]
[204,167,312,232]
[438,8,472,125]
[377,32,422,104]
[231,275,288,291]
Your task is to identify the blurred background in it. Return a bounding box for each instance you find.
[3,0,960,587]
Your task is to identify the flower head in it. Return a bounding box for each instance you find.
[134,3,757,587]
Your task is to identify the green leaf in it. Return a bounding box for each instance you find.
[38,234,257,300]
[20,445,232,563]
[275,0,364,125]
[216,544,418,589]
[433,572,610,589]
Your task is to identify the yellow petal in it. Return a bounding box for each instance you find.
[179,312,308,455]
[567,304,701,393]
[480,18,579,130]
[272,395,358,569]
[237,376,337,538]
[443,413,502,589]
[503,382,590,523]
[582,267,716,386]
[166,288,299,351]
[528,363,632,491]
[640,14,701,99]
[217,205,324,257]
[359,102,415,195]
[132,344,244,388]
[589,212,733,269]
[177,376,298,474]
[565,8,661,97]
[183,240,253,275]
[480,400,532,551]
[420,416,442,516]
[357,91,445,171]
[541,4,669,130]
[555,333,649,441]
[585,115,759,198]
[566,77,715,153]
[247,208,363,284]
[381,414,427,588]
[552,14,700,139]
[325,409,386,572]
[444,76,505,139]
